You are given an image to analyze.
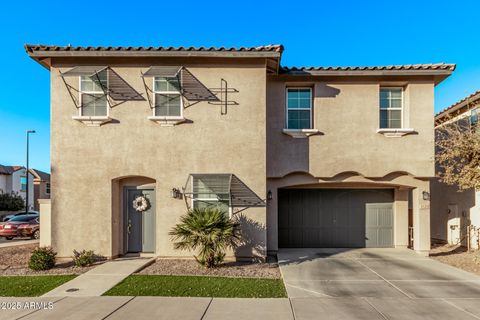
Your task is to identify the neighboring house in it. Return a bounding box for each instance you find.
[0,165,34,210]
[29,169,50,211]
[431,90,480,249]
[25,43,454,259]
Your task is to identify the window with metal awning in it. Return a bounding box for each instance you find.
[141,66,219,109]
[58,66,144,109]
[182,174,265,215]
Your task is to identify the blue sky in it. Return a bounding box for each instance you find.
[1,0,479,173]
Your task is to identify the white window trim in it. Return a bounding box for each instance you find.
[72,75,111,126]
[149,76,185,126]
[379,86,404,129]
[285,87,313,130]
[378,86,416,137]
[45,183,51,195]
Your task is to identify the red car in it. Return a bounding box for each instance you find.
[0,214,39,240]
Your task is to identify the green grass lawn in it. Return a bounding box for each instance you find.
[104,275,287,298]
[0,275,76,297]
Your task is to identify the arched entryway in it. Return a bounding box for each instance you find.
[112,176,156,256]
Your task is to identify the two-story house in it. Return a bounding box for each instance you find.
[25,44,454,259]
[431,90,480,249]
[29,169,50,211]
[0,165,34,210]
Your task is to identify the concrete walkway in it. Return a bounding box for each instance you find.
[42,258,154,297]
[2,296,480,320]
[0,239,38,248]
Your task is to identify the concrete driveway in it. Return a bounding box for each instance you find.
[278,248,480,319]
[278,248,480,299]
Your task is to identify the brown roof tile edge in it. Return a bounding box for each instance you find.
[280,63,456,72]
[435,89,480,122]
[24,44,284,53]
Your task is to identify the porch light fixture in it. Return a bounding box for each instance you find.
[267,190,273,201]
[422,191,430,201]
[171,188,181,199]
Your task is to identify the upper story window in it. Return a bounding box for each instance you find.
[153,77,183,118]
[80,71,108,116]
[470,107,479,127]
[380,87,403,129]
[20,176,27,191]
[46,183,51,195]
[286,88,312,129]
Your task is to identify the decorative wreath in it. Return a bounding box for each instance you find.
[133,196,150,212]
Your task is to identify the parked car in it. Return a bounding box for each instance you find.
[17,217,39,239]
[2,210,39,222]
[0,214,39,240]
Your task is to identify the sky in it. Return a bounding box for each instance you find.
[0,0,479,173]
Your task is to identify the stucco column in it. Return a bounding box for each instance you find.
[39,199,51,247]
[412,181,431,255]
[394,188,409,248]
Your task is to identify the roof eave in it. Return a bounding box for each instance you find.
[435,92,480,125]
[279,69,453,83]
[26,50,282,71]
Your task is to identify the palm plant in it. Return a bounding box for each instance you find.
[169,208,239,268]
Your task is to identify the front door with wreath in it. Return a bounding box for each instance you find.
[125,187,155,253]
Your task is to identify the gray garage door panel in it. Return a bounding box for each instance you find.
[278,189,394,248]
[366,203,394,248]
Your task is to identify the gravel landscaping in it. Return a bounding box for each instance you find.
[0,243,100,275]
[430,244,480,275]
[138,257,281,279]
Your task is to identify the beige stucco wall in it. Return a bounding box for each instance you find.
[48,57,438,258]
[265,77,435,254]
[50,58,267,258]
[266,79,435,178]
[39,199,51,247]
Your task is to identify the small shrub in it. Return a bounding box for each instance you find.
[0,190,25,211]
[29,247,56,271]
[169,208,239,268]
[72,249,96,267]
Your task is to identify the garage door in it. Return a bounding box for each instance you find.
[278,189,394,248]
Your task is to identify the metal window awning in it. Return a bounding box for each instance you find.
[59,66,144,108]
[183,174,265,213]
[141,66,219,105]
[59,66,108,77]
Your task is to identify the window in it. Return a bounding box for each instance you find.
[79,71,108,116]
[380,88,403,129]
[20,176,27,191]
[286,88,312,129]
[192,175,230,213]
[470,108,479,127]
[46,183,50,195]
[153,77,182,117]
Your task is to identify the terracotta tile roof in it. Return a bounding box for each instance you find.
[435,89,480,124]
[25,44,284,53]
[280,63,456,73]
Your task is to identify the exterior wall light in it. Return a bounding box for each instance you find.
[171,188,181,199]
[267,190,273,201]
[422,191,430,201]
